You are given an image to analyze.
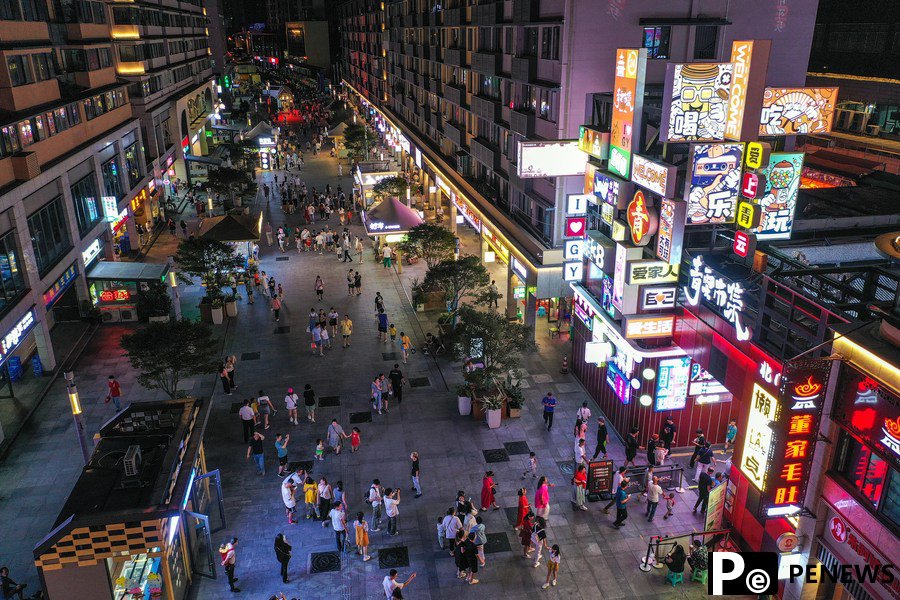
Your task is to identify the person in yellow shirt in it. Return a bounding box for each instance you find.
[340,314,353,348]
[304,477,319,519]
[400,332,412,364]
[388,324,397,343]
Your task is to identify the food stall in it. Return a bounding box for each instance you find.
[240,122,278,170]
[34,398,224,600]
[362,197,424,252]
[354,161,399,208]
[85,262,169,323]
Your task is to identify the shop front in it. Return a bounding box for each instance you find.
[355,163,399,208]
[34,398,225,600]
[129,181,161,237]
[42,263,81,324]
[85,261,169,323]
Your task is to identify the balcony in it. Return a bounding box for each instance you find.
[472,51,501,76]
[429,110,440,130]
[508,108,535,137]
[444,6,463,25]
[442,82,465,106]
[474,2,502,24]
[471,94,501,122]
[404,95,417,113]
[511,56,537,82]
[445,47,464,67]
[443,121,463,147]
[0,78,60,114]
[65,22,109,42]
[471,137,500,170]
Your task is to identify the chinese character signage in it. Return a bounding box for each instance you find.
[0,308,36,365]
[831,363,900,463]
[607,362,632,404]
[735,201,762,229]
[627,260,679,285]
[686,143,744,225]
[640,286,677,311]
[662,62,733,142]
[578,125,609,161]
[623,314,675,339]
[631,154,677,198]
[756,153,804,240]
[626,190,658,246]
[741,383,779,491]
[655,356,691,411]
[689,363,732,403]
[759,88,838,136]
[656,198,686,265]
[744,141,772,170]
[609,48,647,179]
[43,264,78,309]
[683,255,751,341]
[733,231,756,258]
[760,358,832,518]
[724,40,771,142]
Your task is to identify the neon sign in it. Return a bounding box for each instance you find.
[1,308,36,363]
[99,289,131,302]
[741,383,779,491]
[684,255,750,341]
[626,190,656,246]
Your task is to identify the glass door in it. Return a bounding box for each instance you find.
[189,469,226,532]
[183,511,215,579]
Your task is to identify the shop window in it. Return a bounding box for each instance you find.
[28,197,72,277]
[123,142,142,190]
[0,231,28,317]
[642,26,671,59]
[101,156,122,200]
[7,55,33,87]
[71,174,102,236]
[834,431,889,508]
[694,25,719,60]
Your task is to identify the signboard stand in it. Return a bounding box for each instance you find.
[587,459,613,501]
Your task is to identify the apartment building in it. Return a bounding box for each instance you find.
[0,0,154,435]
[339,0,819,313]
[109,0,217,194]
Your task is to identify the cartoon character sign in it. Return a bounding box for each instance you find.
[759,88,838,136]
[665,63,733,142]
[686,143,744,224]
[756,153,804,240]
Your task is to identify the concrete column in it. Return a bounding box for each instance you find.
[449,199,458,235]
[524,292,537,330]
[32,311,57,371]
[506,266,518,318]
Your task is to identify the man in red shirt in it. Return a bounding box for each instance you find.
[106,375,122,411]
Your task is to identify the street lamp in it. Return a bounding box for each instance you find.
[64,371,91,465]
[169,268,182,320]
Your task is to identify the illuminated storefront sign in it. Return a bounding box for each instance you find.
[43,264,78,309]
[656,356,691,411]
[627,260,679,285]
[452,196,481,231]
[822,508,900,600]
[481,225,510,263]
[565,217,586,238]
[593,171,631,209]
[566,194,590,216]
[517,140,586,178]
[831,364,900,461]
[656,199,686,264]
[631,154,676,198]
[725,40,771,142]
[511,257,528,281]
[111,209,129,234]
[102,196,119,222]
[609,48,647,179]
[572,288,598,329]
[578,125,609,161]
[741,172,764,200]
[755,153,804,240]
[0,308,36,364]
[733,231,755,258]
[689,363,732,403]
[741,383,779,491]
[583,162,597,195]
[607,362,632,405]
[513,285,526,299]
[601,203,614,225]
[761,359,832,518]
[99,289,132,302]
[685,143,744,225]
[759,88,838,136]
[736,201,762,229]
[82,239,102,266]
[563,262,584,282]
[623,314,675,339]
[684,255,751,341]
[662,62,734,142]
[626,190,657,246]
[640,286,676,311]
[585,232,614,273]
[564,239,583,262]
[745,141,772,170]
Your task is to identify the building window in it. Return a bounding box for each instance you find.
[523,27,538,57]
[101,156,121,199]
[28,197,72,277]
[7,55,33,87]
[0,230,27,316]
[32,53,56,82]
[123,142,142,190]
[642,26,670,59]
[833,430,899,529]
[19,0,47,21]
[70,174,102,236]
[694,25,719,60]
[540,26,559,60]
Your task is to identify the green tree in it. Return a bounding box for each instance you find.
[121,319,220,399]
[343,123,373,161]
[372,175,409,201]
[174,238,245,302]
[397,223,456,269]
[417,255,491,326]
[453,305,536,380]
[206,166,250,210]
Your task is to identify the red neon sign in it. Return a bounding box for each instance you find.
[99,289,131,302]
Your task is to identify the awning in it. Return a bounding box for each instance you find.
[184,154,223,166]
[86,261,169,282]
[804,149,884,178]
[362,197,424,236]
[328,122,349,138]
[198,213,262,242]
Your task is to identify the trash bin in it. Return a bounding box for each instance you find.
[32,355,43,377]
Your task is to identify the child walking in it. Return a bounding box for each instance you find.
[388,324,397,342]
[354,512,372,561]
[315,439,325,461]
[662,492,677,519]
[522,452,538,479]
[436,516,446,550]
[542,545,561,589]
[350,427,361,452]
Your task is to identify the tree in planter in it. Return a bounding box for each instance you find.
[451,305,536,381]
[371,175,408,202]
[415,255,491,328]
[121,319,220,399]
[206,166,250,211]
[174,238,245,303]
[343,123,374,162]
[136,280,173,321]
[396,223,456,269]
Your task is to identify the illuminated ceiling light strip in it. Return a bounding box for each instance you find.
[832,335,900,395]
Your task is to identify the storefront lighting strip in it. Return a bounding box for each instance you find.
[832,335,900,395]
[570,283,686,360]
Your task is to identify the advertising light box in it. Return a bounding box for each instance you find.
[656,198,686,265]
[609,48,647,179]
[759,88,838,136]
[725,40,771,142]
[756,153,804,240]
[631,154,677,198]
[517,140,586,178]
[662,62,733,142]
[594,170,632,209]
[685,143,744,225]
[578,126,610,161]
[655,356,691,411]
[741,383,780,491]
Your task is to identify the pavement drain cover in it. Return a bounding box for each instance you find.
[229,402,243,414]
[408,377,430,388]
[503,507,519,526]
[349,411,372,424]
[274,326,291,334]
[557,461,575,476]
[288,460,314,474]
[482,448,510,463]
[276,256,290,261]
[382,352,399,361]
[309,551,341,573]
[378,546,409,569]
[483,532,512,554]
[318,395,340,407]
[240,352,260,361]
[504,441,531,455]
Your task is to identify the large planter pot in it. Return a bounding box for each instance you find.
[148,315,170,323]
[471,399,486,421]
[211,306,225,324]
[224,299,238,317]
[458,396,471,416]
[486,408,502,429]
[508,407,522,418]
[198,301,213,324]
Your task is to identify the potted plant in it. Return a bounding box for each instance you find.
[483,393,504,429]
[506,386,524,418]
[210,296,225,324]
[224,292,238,318]
[198,297,213,323]
[456,383,472,416]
